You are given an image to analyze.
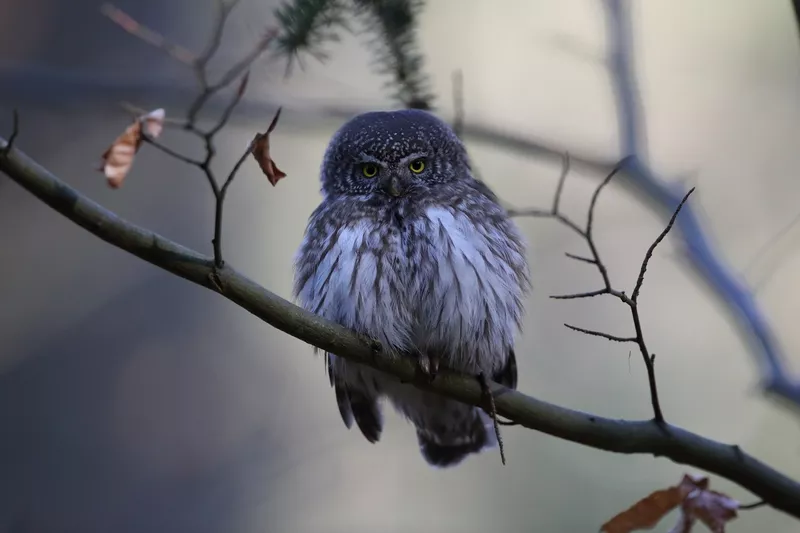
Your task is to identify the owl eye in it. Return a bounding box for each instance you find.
[361,163,380,178]
[408,158,426,174]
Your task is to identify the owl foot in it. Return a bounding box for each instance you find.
[477,372,507,465]
[415,353,440,383]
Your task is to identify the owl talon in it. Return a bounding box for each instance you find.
[415,353,439,383]
[477,372,507,465]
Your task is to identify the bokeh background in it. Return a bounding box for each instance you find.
[2,0,800,531]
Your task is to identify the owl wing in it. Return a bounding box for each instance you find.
[327,353,384,443]
[294,202,386,444]
[494,347,518,390]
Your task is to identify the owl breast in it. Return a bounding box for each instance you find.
[299,202,526,376]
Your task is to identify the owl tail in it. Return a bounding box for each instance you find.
[415,348,518,467]
[414,403,496,468]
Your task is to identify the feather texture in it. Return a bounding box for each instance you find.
[293,109,530,466]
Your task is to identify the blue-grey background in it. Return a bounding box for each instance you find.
[1,1,800,531]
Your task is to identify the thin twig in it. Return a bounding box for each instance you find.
[512,153,672,422]
[632,187,696,302]
[740,500,767,510]
[187,28,278,129]
[565,252,596,264]
[584,158,629,290]
[141,134,203,167]
[551,152,570,214]
[564,323,637,343]
[106,3,275,268]
[551,288,609,300]
[212,134,258,268]
[206,71,251,138]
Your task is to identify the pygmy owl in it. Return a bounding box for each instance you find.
[293,109,530,467]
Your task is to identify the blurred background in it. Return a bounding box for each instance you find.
[2,0,800,531]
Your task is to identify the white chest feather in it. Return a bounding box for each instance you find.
[298,206,526,372]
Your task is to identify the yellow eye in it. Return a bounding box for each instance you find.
[409,159,426,173]
[361,163,379,178]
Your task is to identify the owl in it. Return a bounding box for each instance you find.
[293,109,530,467]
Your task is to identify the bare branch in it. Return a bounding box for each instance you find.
[564,323,637,343]
[105,4,277,268]
[514,153,667,422]
[141,133,203,167]
[206,70,251,138]
[507,159,587,238]
[631,187,695,303]
[187,29,279,129]
[564,252,596,265]
[2,138,800,519]
[550,288,609,300]
[551,152,570,214]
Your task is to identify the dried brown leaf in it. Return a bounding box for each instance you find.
[251,107,286,186]
[99,108,165,188]
[600,486,683,533]
[600,474,738,533]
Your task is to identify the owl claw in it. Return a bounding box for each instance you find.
[416,353,439,383]
[478,372,507,465]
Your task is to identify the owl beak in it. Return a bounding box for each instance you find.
[381,173,407,197]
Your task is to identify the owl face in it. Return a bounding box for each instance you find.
[320,109,471,199]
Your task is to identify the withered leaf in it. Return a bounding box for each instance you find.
[601,474,739,533]
[251,107,286,186]
[99,108,165,188]
[601,486,684,533]
[669,483,739,533]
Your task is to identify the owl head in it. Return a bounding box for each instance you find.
[320,109,471,198]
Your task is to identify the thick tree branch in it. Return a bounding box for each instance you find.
[2,136,800,519]
[603,0,800,411]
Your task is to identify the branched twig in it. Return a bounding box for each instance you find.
[2,139,800,519]
[509,156,693,424]
[106,3,277,268]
